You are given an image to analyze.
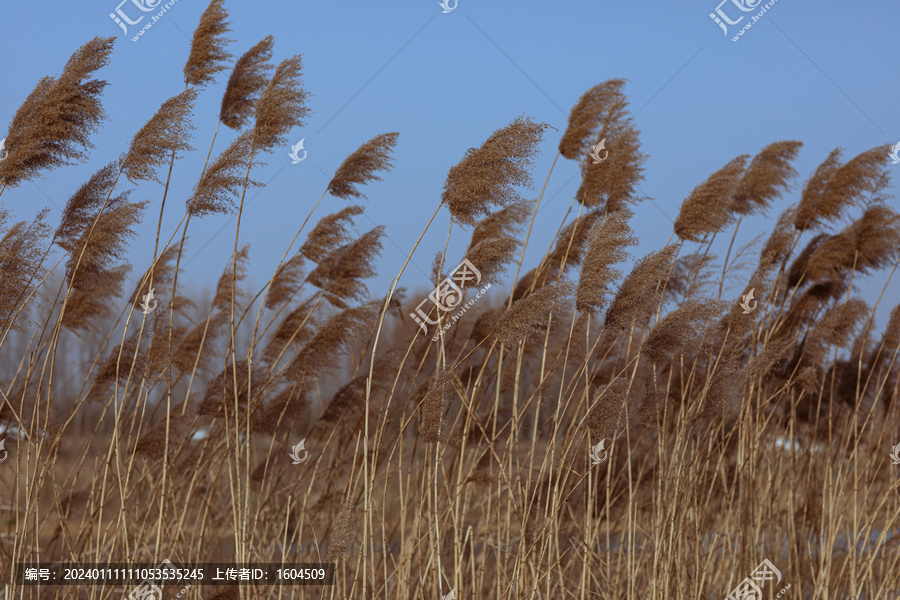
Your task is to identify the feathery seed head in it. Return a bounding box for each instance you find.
[559,79,627,161]
[183,0,233,88]
[442,116,549,226]
[576,208,638,314]
[220,36,274,129]
[327,133,400,200]
[0,37,115,187]
[252,55,311,152]
[674,155,748,242]
[731,140,802,215]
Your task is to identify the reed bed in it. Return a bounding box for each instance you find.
[1,4,899,599]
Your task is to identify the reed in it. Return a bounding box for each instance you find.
[2,17,900,600]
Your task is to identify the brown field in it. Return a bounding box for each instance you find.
[1,2,900,599]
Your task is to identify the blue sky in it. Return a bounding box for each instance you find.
[1,1,899,328]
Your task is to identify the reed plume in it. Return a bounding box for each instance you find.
[187,131,257,217]
[327,133,400,199]
[464,236,519,285]
[558,79,627,161]
[575,208,637,314]
[62,265,132,334]
[731,140,802,215]
[211,246,251,313]
[494,282,574,345]
[128,245,180,310]
[640,299,725,367]
[120,89,198,184]
[183,0,233,88]
[803,204,900,284]
[251,384,309,435]
[469,200,533,249]
[300,205,364,263]
[758,205,798,273]
[145,311,190,381]
[220,36,274,129]
[61,198,145,290]
[605,244,678,332]
[797,298,869,393]
[421,369,457,443]
[198,358,257,415]
[674,155,748,242]
[665,252,717,304]
[91,325,145,391]
[882,305,900,358]
[172,315,225,376]
[251,55,311,153]
[265,253,306,310]
[442,116,549,226]
[0,210,51,332]
[695,350,745,426]
[285,301,379,384]
[54,164,145,309]
[0,37,114,187]
[263,297,319,362]
[794,146,890,231]
[319,350,400,429]
[786,233,828,289]
[588,376,630,441]
[575,123,647,212]
[326,500,360,561]
[548,210,605,274]
[306,226,385,301]
[134,414,192,461]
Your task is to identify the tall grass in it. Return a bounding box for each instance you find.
[1,6,899,600]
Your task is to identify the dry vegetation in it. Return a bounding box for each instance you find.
[2,3,900,599]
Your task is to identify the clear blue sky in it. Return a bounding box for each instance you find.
[2,1,899,327]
